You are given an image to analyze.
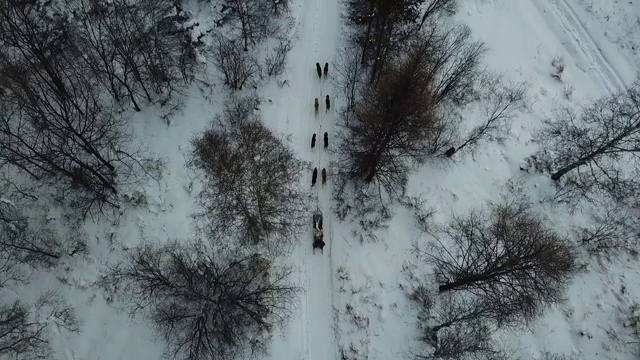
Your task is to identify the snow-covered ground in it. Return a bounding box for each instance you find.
[25,0,640,359]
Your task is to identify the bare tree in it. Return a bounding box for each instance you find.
[264,35,292,77]
[268,0,290,16]
[446,74,527,157]
[0,79,130,215]
[576,202,639,256]
[340,43,440,184]
[417,23,486,107]
[418,319,505,360]
[416,0,458,32]
[411,282,537,332]
[337,27,473,202]
[0,1,141,215]
[532,80,640,203]
[419,199,577,324]
[347,0,425,83]
[105,241,298,360]
[333,52,432,233]
[213,35,261,90]
[410,290,508,360]
[68,0,199,111]
[334,43,367,119]
[191,95,309,251]
[0,197,86,269]
[0,291,78,360]
[217,0,275,51]
[332,22,486,226]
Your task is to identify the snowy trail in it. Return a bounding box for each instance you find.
[285,0,341,357]
[531,0,627,93]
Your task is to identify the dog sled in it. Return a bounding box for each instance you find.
[312,210,325,254]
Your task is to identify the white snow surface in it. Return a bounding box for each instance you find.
[23,0,640,359]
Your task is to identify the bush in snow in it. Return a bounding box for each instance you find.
[213,0,278,51]
[105,241,297,360]
[416,198,578,325]
[530,79,640,206]
[576,201,640,257]
[0,291,78,360]
[212,34,262,90]
[410,290,510,360]
[191,95,309,252]
[264,35,293,77]
[0,197,86,271]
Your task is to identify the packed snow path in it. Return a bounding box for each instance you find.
[283,0,342,357]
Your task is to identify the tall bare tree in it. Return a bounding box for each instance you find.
[575,200,640,256]
[0,1,137,215]
[334,44,366,116]
[347,0,425,83]
[420,199,577,323]
[532,80,640,203]
[333,22,485,229]
[337,23,485,192]
[416,0,458,31]
[106,241,297,360]
[68,0,199,111]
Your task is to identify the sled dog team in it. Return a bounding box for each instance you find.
[311,62,330,188]
[311,63,330,255]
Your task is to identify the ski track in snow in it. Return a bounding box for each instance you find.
[533,0,627,93]
[286,0,341,357]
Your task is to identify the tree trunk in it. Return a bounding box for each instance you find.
[438,271,498,292]
[550,160,586,181]
[122,77,142,111]
[371,21,394,84]
[551,124,640,180]
[363,129,393,182]
[368,16,388,84]
[360,14,374,66]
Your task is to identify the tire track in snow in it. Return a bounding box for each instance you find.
[542,0,626,93]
